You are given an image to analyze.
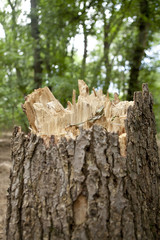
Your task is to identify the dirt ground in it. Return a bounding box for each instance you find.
[0,133,12,240]
[0,132,160,239]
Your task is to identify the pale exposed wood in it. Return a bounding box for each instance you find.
[119,133,126,156]
[73,195,87,225]
[23,80,133,155]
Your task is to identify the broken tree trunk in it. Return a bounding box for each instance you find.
[6,81,160,240]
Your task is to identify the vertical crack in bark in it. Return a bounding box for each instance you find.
[28,134,40,185]
[105,176,111,239]
[130,177,138,240]
[17,149,25,240]
[39,216,44,240]
[48,215,53,240]
[57,138,73,239]
[121,206,125,239]
[16,132,25,240]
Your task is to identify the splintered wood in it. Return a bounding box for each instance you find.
[23,80,133,156]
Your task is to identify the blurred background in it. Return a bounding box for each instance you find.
[0,0,160,133]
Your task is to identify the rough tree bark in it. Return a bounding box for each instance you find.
[6,83,160,240]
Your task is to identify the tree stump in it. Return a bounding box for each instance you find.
[6,81,160,240]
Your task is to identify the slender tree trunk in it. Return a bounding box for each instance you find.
[8,0,27,95]
[102,2,124,94]
[127,0,150,100]
[30,0,43,89]
[80,23,88,81]
[6,84,160,240]
[103,21,111,94]
[45,40,53,91]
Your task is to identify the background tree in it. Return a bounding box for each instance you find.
[30,0,43,88]
[127,0,151,100]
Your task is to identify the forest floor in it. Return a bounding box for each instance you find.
[0,132,160,239]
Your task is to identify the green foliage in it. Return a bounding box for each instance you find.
[0,0,160,132]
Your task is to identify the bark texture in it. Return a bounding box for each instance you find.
[6,84,160,240]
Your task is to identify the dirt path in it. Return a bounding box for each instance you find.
[0,133,12,240]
